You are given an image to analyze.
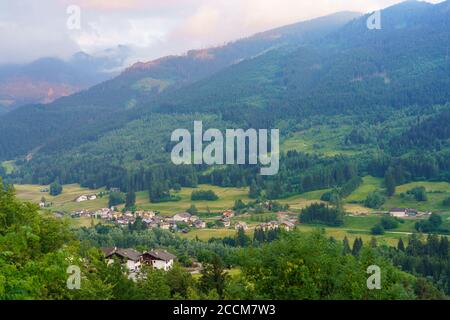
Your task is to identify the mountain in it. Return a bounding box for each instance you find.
[1,1,449,190]
[0,11,361,160]
[0,45,131,113]
[155,0,449,118]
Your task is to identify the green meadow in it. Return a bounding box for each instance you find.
[12,180,450,246]
[281,123,370,157]
[135,184,251,215]
[14,183,108,213]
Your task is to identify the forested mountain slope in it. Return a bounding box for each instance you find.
[0,11,360,160]
[1,1,449,191]
[155,0,449,122]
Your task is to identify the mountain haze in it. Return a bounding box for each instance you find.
[0,11,361,160]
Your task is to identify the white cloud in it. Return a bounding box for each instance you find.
[0,0,445,65]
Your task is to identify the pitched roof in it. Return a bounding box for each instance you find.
[281,221,295,227]
[175,212,192,218]
[390,208,407,212]
[144,250,176,262]
[102,247,142,261]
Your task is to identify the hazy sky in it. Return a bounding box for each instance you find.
[0,0,444,66]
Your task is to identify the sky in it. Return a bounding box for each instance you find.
[0,0,445,66]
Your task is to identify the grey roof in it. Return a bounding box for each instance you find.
[102,247,142,261]
[144,250,176,262]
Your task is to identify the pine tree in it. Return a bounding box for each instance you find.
[249,180,260,199]
[125,190,136,209]
[235,227,250,247]
[398,238,405,252]
[343,236,351,255]
[385,170,396,197]
[352,237,363,256]
[199,255,228,298]
[370,237,378,248]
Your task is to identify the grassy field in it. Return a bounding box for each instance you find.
[295,223,409,246]
[14,183,108,212]
[13,181,449,243]
[135,184,251,215]
[179,228,240,241]
[343,177,450,213]
[281,124,370,157]
[383,181,450,213]
[278,189,329,210]
[279,188,371,214]
[346,176,383,202]
[70,216,103,228]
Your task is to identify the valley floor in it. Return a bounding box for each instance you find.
[13,178,450,247]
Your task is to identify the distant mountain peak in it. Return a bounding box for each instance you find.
[121,11,362,77]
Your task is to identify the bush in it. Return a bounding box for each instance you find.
[364,191,385,209]
[407,187,428,202]
[371,224,385,235]
[415,213,446,233]
[380,216,399,230]
[49,181,63,196]
[109,192,125,207]
[191,190,219,201]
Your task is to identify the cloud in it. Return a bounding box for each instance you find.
[0,0,445,65]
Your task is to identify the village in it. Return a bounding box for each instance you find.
[57,189,434,238]
[68,205,297,234]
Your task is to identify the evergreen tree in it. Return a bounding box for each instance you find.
[187,204,198,215]
[343,236,351,255]
[352,238,363,256]
[125,190,136,209]
[249,180,260,199]
[398,238,405,252]
[199,255,228,298]
[235,227,251,247]
[370,237,378,248]
[49,180,63,196]
[384,170,396,197]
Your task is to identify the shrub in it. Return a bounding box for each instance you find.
[191,190,219,201]
[364,191,385,209]
[371,224,385,235]
[380,216,399,230]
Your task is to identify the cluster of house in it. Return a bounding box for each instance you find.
[101,247,177,272]
[389,208,431,218]
[69,205,298,233]
[144,211,207,230]
[221,209,296,231]
[70,209,94,218]
[256,220,296,232]
[75,194,98,202]
[70,208,208,231]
